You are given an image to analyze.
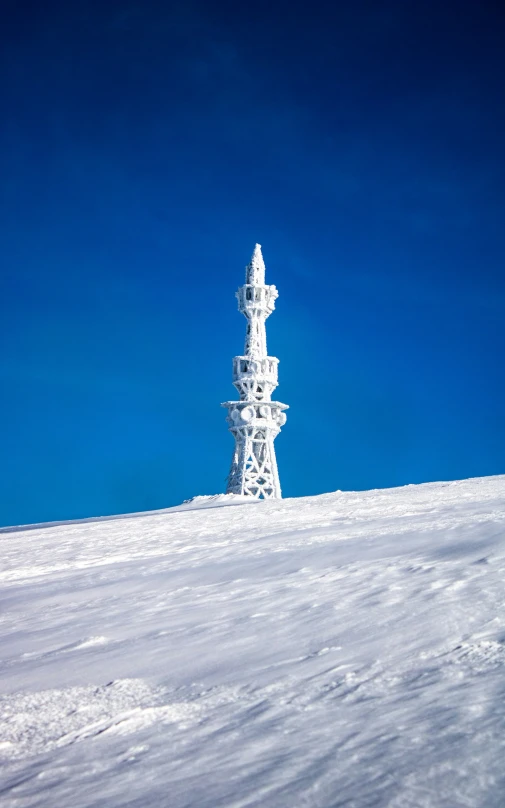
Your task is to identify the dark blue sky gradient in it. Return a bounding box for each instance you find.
[1,0,504,526]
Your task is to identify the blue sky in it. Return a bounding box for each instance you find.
[1,0,504,526]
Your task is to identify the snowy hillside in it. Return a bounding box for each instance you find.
[1,476,505,807]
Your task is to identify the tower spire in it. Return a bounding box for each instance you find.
[221,244,288,499]
[246,243,266,286]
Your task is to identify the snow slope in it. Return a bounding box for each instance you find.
[1,476,505,807]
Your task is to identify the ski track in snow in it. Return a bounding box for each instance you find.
[1,476,505,807]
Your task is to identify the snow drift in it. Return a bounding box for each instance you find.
[1,475,505,807]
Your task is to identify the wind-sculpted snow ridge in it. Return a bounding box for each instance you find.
[0,492,253,534]
[1,476,505,807]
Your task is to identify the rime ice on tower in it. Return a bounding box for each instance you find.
[222,244,288,498]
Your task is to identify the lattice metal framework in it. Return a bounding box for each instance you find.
[222,244,288,498]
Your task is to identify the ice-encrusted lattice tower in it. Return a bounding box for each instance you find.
[222,244,288,498]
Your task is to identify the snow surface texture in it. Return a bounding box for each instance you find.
[1,476,505,807]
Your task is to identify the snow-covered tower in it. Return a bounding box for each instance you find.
[222,244,288,498]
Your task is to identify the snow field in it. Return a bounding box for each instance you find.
[1,475,505,807]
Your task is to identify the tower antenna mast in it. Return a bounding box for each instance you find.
[222,244,288,498]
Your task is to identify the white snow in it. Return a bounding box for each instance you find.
[1,475,505,807]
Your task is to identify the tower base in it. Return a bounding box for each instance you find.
[222,400,288,499]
